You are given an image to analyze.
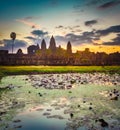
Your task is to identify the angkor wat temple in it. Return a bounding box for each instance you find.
[0,36,120,65]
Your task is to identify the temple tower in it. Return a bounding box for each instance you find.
[41,39,46,51]
[67,41,72,55]
[49,36,56,53]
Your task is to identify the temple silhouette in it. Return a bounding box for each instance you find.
[0,36,120,65]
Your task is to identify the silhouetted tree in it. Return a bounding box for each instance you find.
[10,32,16,54]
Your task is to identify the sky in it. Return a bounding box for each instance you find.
[0,0,120,53]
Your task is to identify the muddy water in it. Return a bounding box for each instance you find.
[0,75,70,130]
[10,105,68,130]
[0,74,120,130]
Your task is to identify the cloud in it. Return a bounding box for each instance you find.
[53,31,96,47]
[54,25,120,46]
[16,19,40,29]
[56,25,80,30]
[55,35,67,42]
[56,30,100,46]
[56,25,64,29]
[86,0,102,6]
[24,36,36,41]
[31,30,48,37]
[85,20,98,27]
[67,25,81,30]
[74,25,81,28]
[73,4,82,10]
[103,34,120,45]
[0,33,3,37]
[24,36,42,45]
[56,25,71,30]
[73,4,85,15]
[55,25,81,33]
[50,0,58,6]
[65,31,95,45]
[23,16,40,20]
[73,0,102,14]
[24,16,34,20]
[71,29,82,33]
[98,0,120,9]
[96,25,120,36]
[24,24,120,48]
[0,39,28,53]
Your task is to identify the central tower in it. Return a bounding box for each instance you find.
[49,36,56,53]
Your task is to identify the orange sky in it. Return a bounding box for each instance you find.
[0,0,120,54]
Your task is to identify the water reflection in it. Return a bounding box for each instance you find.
[0,74,120,130]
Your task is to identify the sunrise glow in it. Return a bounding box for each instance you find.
[0,0,120,53]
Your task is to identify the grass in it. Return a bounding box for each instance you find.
[0,66,120,76]
[0,65,120,97]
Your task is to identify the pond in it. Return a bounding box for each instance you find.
[0,73,120,130]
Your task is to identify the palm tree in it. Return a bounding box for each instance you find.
[10,32,16,54]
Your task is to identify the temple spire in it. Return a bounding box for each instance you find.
[49,36,56,53]
[41,39,46,51]
[67,41,72,54]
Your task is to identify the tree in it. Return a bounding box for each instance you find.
[10,32,16,54]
